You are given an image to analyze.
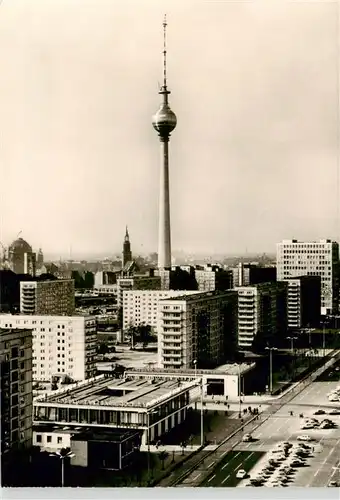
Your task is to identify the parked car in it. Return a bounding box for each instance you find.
[329,409,340,415]
[297,435,312,441]
[314,409,326,415]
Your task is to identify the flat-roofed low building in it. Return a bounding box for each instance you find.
[33,374,198,445]
[33,423,141,470]
[71,428,141,470]
[125,362,256,399]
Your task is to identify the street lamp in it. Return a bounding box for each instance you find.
[146,408,158,483]
[238,364,242,417]
[265,347,278,394]
[200,378,204,447]
[322,322,326,357]
[49,449,75,487]
[193,359,197,379]
[287,336,298,354]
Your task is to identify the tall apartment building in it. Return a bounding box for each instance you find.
[20,279,75,315]
[194,264,233,292]
[0,315,97,382]
[117,275,162,307]
[236,282,287,349]
[158,290,238,370]
[276,239,339,315]
[232,263,276,288]
[0,328,33,458]
[282,276,321,330]
[123,290,200,334]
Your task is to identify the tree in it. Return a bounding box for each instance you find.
[251,331,269,354]
[158,451,168,470]
[97,342,109,355]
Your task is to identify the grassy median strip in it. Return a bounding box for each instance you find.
[200,450,265,487]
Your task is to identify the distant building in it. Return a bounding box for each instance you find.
[0,328,33,459]
[122,226,132,268]
[281,276,321,330]
[236,282,288,349]
[20,279,75,315]
[0,315,97,382]
[194,264,232,292]
[123,289,200,334]
[232,262,276,287]
[155,266,198,291]
[276,239,340,315]
[94,271,117,288]
[0,271,57,314]
[8,238,36,276]
[158,290,238,370]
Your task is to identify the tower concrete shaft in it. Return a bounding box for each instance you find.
[152,15,177,270]
[158,138,171,268]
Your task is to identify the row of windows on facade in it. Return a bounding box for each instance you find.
[35,434,64,445]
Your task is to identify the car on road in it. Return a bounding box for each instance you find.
[236,469,247,479]
[329,409,340,415]
[297,435,312,441]
[314,409,326,415]
[328,481,339,487]
[242,433,253,442]
[328,396,340,402]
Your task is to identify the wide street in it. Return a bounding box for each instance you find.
[197,380,340,488]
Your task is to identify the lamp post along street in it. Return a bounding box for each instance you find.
[200,378,204,446]
[323,324,326,357]
[265,347,277,394]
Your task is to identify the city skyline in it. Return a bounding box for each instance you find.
[1,0,340,256]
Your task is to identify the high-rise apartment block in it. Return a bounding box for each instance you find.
[0,328,33,458]
[232,262,276,288]
[236,282,287,349]
[194,264,233,292]
[158,290,238,370]
[282,276,321,330]
[0,315,96,382]
[117,275,162,308]
[277,239,339,315]
[123,289,200,334]
[20,279,75,315]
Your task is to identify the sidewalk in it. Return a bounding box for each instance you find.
[140,444,200,453]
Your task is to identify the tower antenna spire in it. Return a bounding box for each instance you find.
[163,14,167,90]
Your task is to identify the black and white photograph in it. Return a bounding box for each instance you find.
[0,0,340,494]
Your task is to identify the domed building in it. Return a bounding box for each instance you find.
[9,238,33,255]
[8,237,36,275]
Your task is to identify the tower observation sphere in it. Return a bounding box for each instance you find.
[152,102,177,139]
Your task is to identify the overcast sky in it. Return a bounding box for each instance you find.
[0,0,339,258]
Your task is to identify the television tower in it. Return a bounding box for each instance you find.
[152,15,177,269]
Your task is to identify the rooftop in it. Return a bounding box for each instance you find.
[33,423,139,442]
[34,375,196,409]
[160,290,237,302]
[126,362,255,377]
